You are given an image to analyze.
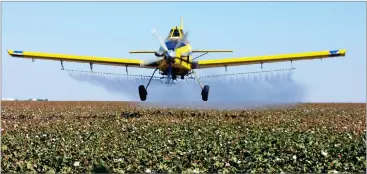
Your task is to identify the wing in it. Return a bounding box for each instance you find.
[193,49,346,69]
[7,50,156,68]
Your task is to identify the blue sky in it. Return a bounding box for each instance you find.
[2,2,366,102]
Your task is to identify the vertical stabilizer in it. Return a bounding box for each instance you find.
[180,16,184,29]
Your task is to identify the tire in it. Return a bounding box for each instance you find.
[201,85,210,101]
[138,85,147,101]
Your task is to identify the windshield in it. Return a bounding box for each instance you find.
[172,29,180,37]
[168,29,173,37]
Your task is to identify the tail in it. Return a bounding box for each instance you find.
[180,16,184,29]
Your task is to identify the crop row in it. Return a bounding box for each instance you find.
[1,102,366,173]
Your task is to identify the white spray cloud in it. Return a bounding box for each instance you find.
[68,69,307,109]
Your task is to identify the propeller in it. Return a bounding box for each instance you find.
[140,28,166,66]
[147,28,190,83]
[151,28,169,52]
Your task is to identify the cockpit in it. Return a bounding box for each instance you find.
[168,28,184,39]
[164,27,186,50]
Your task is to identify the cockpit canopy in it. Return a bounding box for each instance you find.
[168,28,184,38]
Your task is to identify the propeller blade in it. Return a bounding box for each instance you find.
[151,28,168,52]
[142,57,164,66]
[174,30,190,51]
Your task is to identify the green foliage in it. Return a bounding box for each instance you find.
[1,102,366,173]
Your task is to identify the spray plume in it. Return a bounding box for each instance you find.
[68,70,307,110]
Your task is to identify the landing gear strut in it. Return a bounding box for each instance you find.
[138,68,158,101]
[192,70,210,101]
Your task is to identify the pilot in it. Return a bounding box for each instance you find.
[172,29,180,37]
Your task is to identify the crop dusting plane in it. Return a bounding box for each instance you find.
[7,17,346,101]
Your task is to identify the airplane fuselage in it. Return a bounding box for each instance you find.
[157,38,193,79]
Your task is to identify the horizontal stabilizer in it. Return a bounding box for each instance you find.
[192,50,233,53]
[129,50,157,54]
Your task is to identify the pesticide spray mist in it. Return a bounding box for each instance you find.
[68,70,307,109]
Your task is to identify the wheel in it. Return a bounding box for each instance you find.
[181,75,185,79]
[201,85,210,101]
[138,85,147,101]
[172,74,177,80]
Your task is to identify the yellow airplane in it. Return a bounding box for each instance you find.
[7,17,346,101]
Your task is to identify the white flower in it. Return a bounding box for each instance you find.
[145,169,151,173]
[293,155,297,160]
[193,169,199,173]
[73,161,80,167]
[321,150,328,157]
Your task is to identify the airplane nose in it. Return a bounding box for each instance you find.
[169,50,176,58]
[165,50,175,58]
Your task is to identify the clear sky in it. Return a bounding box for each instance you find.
[2,2,366,102]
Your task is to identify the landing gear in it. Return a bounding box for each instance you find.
[191,69,210,101]
[201,85,210,101]
[138,85,147,101]
[138,68,158,101]
[138,68,210,102]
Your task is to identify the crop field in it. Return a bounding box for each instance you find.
[1,101,366,173]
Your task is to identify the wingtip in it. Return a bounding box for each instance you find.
[341,49,347,56]
[7,50,24,56]
[329,49,347,57]
[338,49,347,56]
[7,50,13,55]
